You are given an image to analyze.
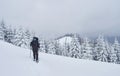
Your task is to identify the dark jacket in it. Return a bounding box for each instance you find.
[30,38,40,51]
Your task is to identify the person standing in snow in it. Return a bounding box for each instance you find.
[30,37,40,62]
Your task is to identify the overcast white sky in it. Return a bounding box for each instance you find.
[0,0,120,39]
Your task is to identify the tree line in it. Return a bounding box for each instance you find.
[0,20,120,64]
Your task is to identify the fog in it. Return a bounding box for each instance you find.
[0,0,120,39]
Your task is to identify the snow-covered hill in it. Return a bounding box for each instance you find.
[0,40,120,76]
[57,36,73,45]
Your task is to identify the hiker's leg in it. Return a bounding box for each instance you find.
[36,51,38,61]
[33,51,35,60]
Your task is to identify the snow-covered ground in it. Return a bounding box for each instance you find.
[0,40,120,76]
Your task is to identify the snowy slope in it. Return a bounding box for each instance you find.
[0,40,120,76]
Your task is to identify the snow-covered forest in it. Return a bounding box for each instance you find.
[0,20,120,64]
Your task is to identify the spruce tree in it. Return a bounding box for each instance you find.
[0,20,5,40]
[81,37,93,60]
[0,20,7,41]
[39,38,46,53]
[47,40,56,55]
[112,38,120,64]
[69,34,81,58]
[54,40,62,55]
[93,35,108,62]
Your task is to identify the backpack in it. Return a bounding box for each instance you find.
[30,37,40,48]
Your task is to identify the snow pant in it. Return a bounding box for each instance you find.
[32,49,39,61]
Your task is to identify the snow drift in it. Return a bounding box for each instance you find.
[0,40,120,76]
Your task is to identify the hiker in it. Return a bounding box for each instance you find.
[30,37,40,62]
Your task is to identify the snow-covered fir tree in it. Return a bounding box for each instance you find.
[104,40,111,62]
[44,40,50,53]
[0,20,8,41]
[54,40,62,55]
[110,46,117,63]
[22,29,32,49]
[39,38,46,53]
[62,37,71,56]
[11,27,23,46]
[0,21,4,40]
[81,37,93,60]
[93,35,108,62]
[11,27,32,48]
[47,40,56,55]
[69,34,82,58]
[112,38,120,64]
[4,25,15,43]
[0,20,15,43]
[63,43,71,57]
